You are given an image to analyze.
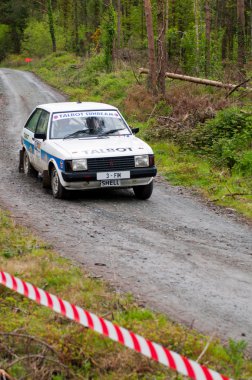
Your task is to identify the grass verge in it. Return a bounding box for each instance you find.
[151,141,252,219]
[0,208,252,379]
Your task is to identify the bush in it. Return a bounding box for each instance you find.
[233,150,252,175]
[190,107,252,174]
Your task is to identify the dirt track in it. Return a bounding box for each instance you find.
[0,68,251,351]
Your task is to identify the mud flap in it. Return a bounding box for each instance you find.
[42,170,51,189]
[18,150,24,173]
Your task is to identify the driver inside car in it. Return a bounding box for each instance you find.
[86,117,104,135]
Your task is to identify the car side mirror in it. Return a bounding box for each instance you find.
[131,127,139,134]
[34,132,46,141]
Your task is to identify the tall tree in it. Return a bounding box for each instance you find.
[102,1,116,71]
[47,0,56,52]
[237,0,246,81]
[205,0,211,76]
[72,0,79,52]
[117,0,121,50]
[250,0,252,57]
[0,0,29,54]
[143,0,157,93]
[157,0,167,95]
[193,0,200,74]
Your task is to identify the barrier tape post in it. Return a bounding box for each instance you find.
[0,271,233,380]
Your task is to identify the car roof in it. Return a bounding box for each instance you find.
[37,102,118,113]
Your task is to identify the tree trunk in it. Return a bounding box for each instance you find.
[73,0,79,53]
[143,0,157,94]
[62,0,69,33]
[193,0,200,74]
[220,0,228,62]
[237,0,246,81]
[139,67,251,90]
[157,0,167,96]
[141,0,145,45]
[47,0,56,52]
[250,0,252,57]
[10,26,21,54]
[117,0,121,50]
[205,0,211,77]
[165,0,169,60]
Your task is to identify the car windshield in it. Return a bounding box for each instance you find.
[50,110,130,139]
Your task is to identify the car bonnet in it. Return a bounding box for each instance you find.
[51,135,153,159]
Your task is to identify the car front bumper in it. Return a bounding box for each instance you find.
[60,167,157,190]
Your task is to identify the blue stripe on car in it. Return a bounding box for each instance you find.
[23,139,34,154]
[23,139,64,171]
[41,150,65,171]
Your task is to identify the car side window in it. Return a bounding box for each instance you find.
[36,111,50,135]
[25,109,42,132]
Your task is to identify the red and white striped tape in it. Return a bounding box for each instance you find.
[0,271,232,380]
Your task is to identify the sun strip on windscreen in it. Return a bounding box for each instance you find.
[52,111,121,120]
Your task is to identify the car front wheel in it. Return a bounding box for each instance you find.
[133,181,153,200]
[51,167,68,199]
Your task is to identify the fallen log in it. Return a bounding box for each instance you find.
[138,67,251,91]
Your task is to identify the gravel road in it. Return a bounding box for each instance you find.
[0,68,251,351]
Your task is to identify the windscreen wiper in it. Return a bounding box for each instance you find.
[99,128,128,136]
[63,130,88,139]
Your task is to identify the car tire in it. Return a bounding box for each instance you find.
[23,150,38,177]
[51,166,68,199]
[133,181,153,200]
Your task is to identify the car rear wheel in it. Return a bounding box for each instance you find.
[133,181,153,200]
[23,150,38,177]
[51,167,68,199]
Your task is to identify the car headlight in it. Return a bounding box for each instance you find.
[72,159,88,171]
[135,155,149,167]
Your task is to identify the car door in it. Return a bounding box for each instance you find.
[33,110,50,171]
[23,108,43,166]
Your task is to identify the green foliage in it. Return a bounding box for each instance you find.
[86,0,103,30]
[101,2,116,72]
[71,53,105,88]
[0,24,11,60]
[226,339,248,379]
[234,150,252,175]
[22,19,52,57]
[47,0,56,52]
[0,0,29,54]
[209,30,225,76]
[22,18,65,57]
[92,71,134,106]
[190,107,252,174]
[155,100,172,116]
[1,0,252,78]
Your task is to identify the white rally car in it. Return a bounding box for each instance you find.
[19,102,157,199]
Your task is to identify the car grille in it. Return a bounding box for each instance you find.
[87,156,135,172]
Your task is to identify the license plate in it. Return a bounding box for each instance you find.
[100,179,121,187]
[97,171,130,180]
